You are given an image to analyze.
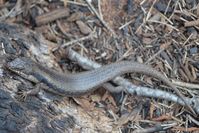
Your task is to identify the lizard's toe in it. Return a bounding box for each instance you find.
[15,89,28,101]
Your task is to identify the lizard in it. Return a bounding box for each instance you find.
[5,57,195,114]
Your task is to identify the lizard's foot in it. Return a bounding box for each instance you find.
[15,89,28,101]
[15,85,41,101]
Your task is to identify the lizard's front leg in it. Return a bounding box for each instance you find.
[15,83,41,101]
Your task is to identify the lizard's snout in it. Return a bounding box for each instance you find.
[6,57,32,72]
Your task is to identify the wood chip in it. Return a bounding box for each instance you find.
[35,8,70,26]
[76,20,92,35]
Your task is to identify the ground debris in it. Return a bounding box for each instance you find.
[0,0,199,132]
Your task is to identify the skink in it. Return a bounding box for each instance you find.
[6,57,195,114]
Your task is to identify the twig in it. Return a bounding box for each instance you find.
[147,20,179,31]
[187,114,199,126]
[52,32,95,52]
[182,33,193,46]
[66,48,199,114]
[184,19,199,27]
[146,0,157,20]
[84,0,117,38]
[97,0,103,18]
[1,42,6,54]
[66,1,87,6]
[119,19,134,30]
[145,48,165,64]
[164,0,172,15]
[133,123,175,133]
[145,41,172,65]
[35,8,70,26]
[172,80,199,90]
[0,0,41,21]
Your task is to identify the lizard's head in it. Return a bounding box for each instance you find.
[6,57,35,74]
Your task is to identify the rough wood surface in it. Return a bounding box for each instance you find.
[0,23,115,133]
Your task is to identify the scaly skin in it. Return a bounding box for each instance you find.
[6,57,195,114]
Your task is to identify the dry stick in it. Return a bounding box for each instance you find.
[145,48,165,64]
[172,80,199,90]
[184,19,199,27]
[35,8,70,26]
[0,0,40,21]
[132,124,175,133]
[66,48,199,114]
[84,0,117,38]
[97,0,103,18]
[66,1,87,6]
[119,20,134,30]
[52,32,95,52]
[0,0,22,21]
[187,114,199,126]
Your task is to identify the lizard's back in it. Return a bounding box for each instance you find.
[34,61,174,96]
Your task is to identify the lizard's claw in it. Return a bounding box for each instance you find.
[15,86,41,101]
[15,89,28,101]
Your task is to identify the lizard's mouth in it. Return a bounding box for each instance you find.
[6,63,27,77]
[5,57,33,73]
[6,61,23,73]
[6,60,38,83]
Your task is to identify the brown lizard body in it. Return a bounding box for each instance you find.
[6,57,195,114]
